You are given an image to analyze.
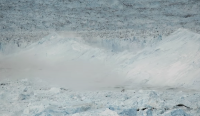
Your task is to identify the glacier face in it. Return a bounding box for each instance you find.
[1,29,200,115]
[1,28,200,89]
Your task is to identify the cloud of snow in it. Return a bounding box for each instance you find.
[0,52,125,90]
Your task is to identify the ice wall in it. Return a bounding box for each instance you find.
[1,28,200,90]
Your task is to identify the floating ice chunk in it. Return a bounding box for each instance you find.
[119,108,137,116]
[165,109,190,116]
[49,87,60,94]
[23,108,29,114]
[72,113,81,116]
[100,108,119,116]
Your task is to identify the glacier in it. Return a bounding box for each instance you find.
[0,29,200,115]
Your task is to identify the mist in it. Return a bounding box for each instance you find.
[0,52,126,90]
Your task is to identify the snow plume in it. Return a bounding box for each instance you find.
[0,32,126,90]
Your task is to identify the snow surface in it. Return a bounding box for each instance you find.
[0,28,200,115]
